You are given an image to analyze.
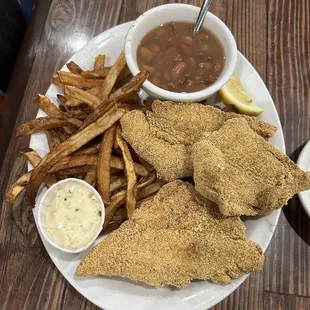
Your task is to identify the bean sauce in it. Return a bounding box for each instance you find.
[137,22,225,93]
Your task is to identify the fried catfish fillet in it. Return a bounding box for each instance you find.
[120,100,276,181]
[192,118,310,216]
[76,181,264,288]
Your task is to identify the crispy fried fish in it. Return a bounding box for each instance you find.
[76,181,264,288]
[120,100,277,181]
[192,118,310,216]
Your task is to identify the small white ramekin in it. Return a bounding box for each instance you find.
[37,178,105,254]
[125,3,237,102]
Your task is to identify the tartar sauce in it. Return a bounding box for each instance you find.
[45,181,102,250]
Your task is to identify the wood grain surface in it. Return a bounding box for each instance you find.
[0,0,309,309]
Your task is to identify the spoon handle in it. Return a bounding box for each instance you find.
[193,0,214,33]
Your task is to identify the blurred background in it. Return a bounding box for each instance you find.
[0,0,35,104]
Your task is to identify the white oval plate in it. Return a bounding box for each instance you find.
[30,21,285,310]
[297,140,310,217]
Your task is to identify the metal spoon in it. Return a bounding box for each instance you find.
[193,0,214,33]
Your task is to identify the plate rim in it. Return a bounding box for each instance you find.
[297,140,310,217]
[29,20,284,310]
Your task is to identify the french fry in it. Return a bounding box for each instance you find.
[80,70,149,130]
[110,176,127,193]
[137,171,157,188]
[5,149,58,204]
[65,86,101,109]
[113,132,119,150]
[9,53,166,245]
[120,91,141,109]
[20,148,42,166]
[137,156,154,173]
[20,148,57,188]
[103,172,157,228]
[57,94,67,105]
[58,71,106,88]
[98,51,127,101]
[111,157,148,176]
[34,94,79,136]
[84,170,97,186]
[104,221,123,234]
[94,54,106,70]
[25,105,126,204]
[74,143,100,155]
[115,65,132,88]
[116,125,137,218]
[58,104,68,112]
[103,190,126,228]
[137,179,166,200]
[5,171,32,204]
[58,97,71,114]
[63,98,85,108]
[52,74,65,90]
[81,68,110,79]
[110,168,120,174]
[66,61,83,75]
[56,166,96,177]
[16,117,82,136]
[35,94,61,117]
[48,154,148,176]
[97,124,117,204]
[61,110,90,120]
[45,130,62,151]
[49,154,98,172]
[88,86,100,97]
[112,207,127,222]
[55,128,71,141]
[6,167,58,205]
[82,66,129,83]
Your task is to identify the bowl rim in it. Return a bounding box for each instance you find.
[37,178,105,254]
[125,3,237,101]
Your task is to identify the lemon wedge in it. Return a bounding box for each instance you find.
[218,75,264,116]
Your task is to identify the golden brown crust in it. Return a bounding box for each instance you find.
[76,181,264,288]
[120,110,192,181]
[120,101,277,181]
[192,118,310,216]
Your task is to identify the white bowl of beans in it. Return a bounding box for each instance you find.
[125,3,237,102]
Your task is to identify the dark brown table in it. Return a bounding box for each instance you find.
[1,0,309,309]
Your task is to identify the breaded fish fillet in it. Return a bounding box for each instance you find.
[120,101,277,181]
[192,118,310,216]
[76,181,264,288]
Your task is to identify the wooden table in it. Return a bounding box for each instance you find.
[0,0,309,309]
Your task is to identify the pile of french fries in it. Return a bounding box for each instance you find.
[6,52,166,233]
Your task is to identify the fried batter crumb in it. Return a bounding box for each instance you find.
[76,181,264,288]
[120,101,277,181]
[192,118,310,216]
